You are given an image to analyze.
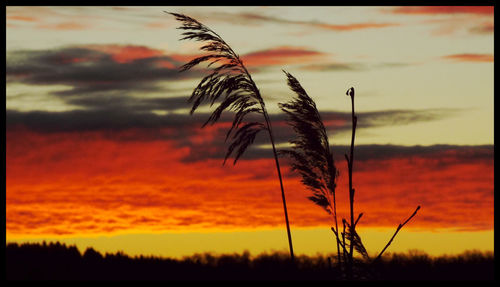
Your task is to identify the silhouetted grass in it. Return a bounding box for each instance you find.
[279,73,421,278]
[279,71,342,268]
[168,12,295,261]
[6,242,493,281]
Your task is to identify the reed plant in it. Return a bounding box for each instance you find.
[278,71,342,268]
[168,12,295,261]
[279,71,420,279]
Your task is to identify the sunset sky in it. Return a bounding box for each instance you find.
[6,6,494,258]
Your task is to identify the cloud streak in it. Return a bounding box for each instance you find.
[193,11,400,32]
[469,22,494,34]
[385,6,494,36]
[37,21,90,30]
[242,46,327,67]
[442,53,494,63]
[299,61,412,72]
[390,6,494,16]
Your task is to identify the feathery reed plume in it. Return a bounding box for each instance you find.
[167,12,295,261]
[279,71,342,267]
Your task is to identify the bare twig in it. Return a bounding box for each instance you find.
[372,205,421,263]
[354,212,363,227]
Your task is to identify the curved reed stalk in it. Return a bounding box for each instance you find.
[167,12,294,261]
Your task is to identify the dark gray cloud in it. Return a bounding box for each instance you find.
[6,109,202,134]
[300,63,364,71]
[357,108,460,128]
[271,108,461,140]
[6,46,201,98]
[158,108,464,163]
[6,108,458,136]
[330,144,493,163]
[183,140,493,168]
[4,45,265,114]
[299,62,412,72]
[65,95,191,112]
[180,140,493,165]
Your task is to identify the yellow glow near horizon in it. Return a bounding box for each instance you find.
[6,227,493,259]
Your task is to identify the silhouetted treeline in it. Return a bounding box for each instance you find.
[5,242,494,281]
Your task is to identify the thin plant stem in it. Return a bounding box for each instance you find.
[346,87,357,278]
[264,110,295,262]
[342,219,347,268]
[331,227,349,259]
[243,66,295,263]
[331,191,341,268]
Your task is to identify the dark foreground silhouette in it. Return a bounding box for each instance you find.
[6,242,494,281]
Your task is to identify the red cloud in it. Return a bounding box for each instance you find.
[442,53,494,63]
[391,6,493,15]
[6,129,493,237]
[85,44,165,63]
[241,46,326,67]
[169,46,328,69]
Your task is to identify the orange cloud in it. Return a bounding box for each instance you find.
[317,22,399,31]
[145,21,172,29]
[391,6,494,16]
[469,22,494,34]
[442,53,494,63]
[6,129,493,237]
[38,22,89,30]
[7,15,38,22]
[205,11,399,33]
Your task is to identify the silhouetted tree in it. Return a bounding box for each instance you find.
[5,242,494,280]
